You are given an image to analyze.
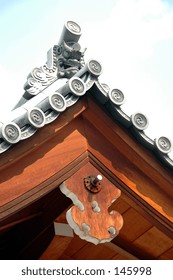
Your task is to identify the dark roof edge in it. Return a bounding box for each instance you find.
[90,81,173,171]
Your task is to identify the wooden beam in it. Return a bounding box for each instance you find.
[0,212,42,232]
[104,242,139,260]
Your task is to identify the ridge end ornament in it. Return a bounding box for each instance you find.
[60,164,123,245]
[13,20,87,109]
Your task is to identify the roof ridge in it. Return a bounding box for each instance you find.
[0,21,172,171]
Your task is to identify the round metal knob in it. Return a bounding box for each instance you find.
[84,174,102,193]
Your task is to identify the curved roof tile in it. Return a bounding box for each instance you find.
[0,21,172,171]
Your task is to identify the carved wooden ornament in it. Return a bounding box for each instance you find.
[60,163,123,245]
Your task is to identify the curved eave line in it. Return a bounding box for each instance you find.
[0,76,173,172]
[89,81,173,171]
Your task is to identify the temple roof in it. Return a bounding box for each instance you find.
[0,21,172,171]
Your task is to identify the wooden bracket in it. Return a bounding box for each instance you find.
[60,163,123,244]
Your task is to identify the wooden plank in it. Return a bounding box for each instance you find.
[58,253,73,260]
[158,246,173,260]
[72,242,116,260]
[0,212,42,232]
[0,118,87,208]
[0,151,88,220]
[109,196,130,214]
[120,192,173,240]
[104,242,138,260]
[82,119,173,236]
[113,236,156,260]
[119,207,152,242]
[39,236,73,260]
[133,226,173,257]
[111,253,134,260]
[0,98,87,170]
[63,234,87,257]
[84,96,173,190]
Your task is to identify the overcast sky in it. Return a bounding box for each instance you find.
[0,0,173,156]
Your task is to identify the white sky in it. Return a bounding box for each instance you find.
[0,0,173,156]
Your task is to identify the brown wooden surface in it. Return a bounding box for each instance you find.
[40,192,173,260]
[0,120,87,207]
[83,97,173,192]
[0,94,173,260]
[133,226,173,258]
[159,247,173,260]
[62,162,123,242]
[0,98,87,170]
[82,119,173,226]
[40,235,129,260]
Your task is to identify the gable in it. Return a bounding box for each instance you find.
[0,20,173,260]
